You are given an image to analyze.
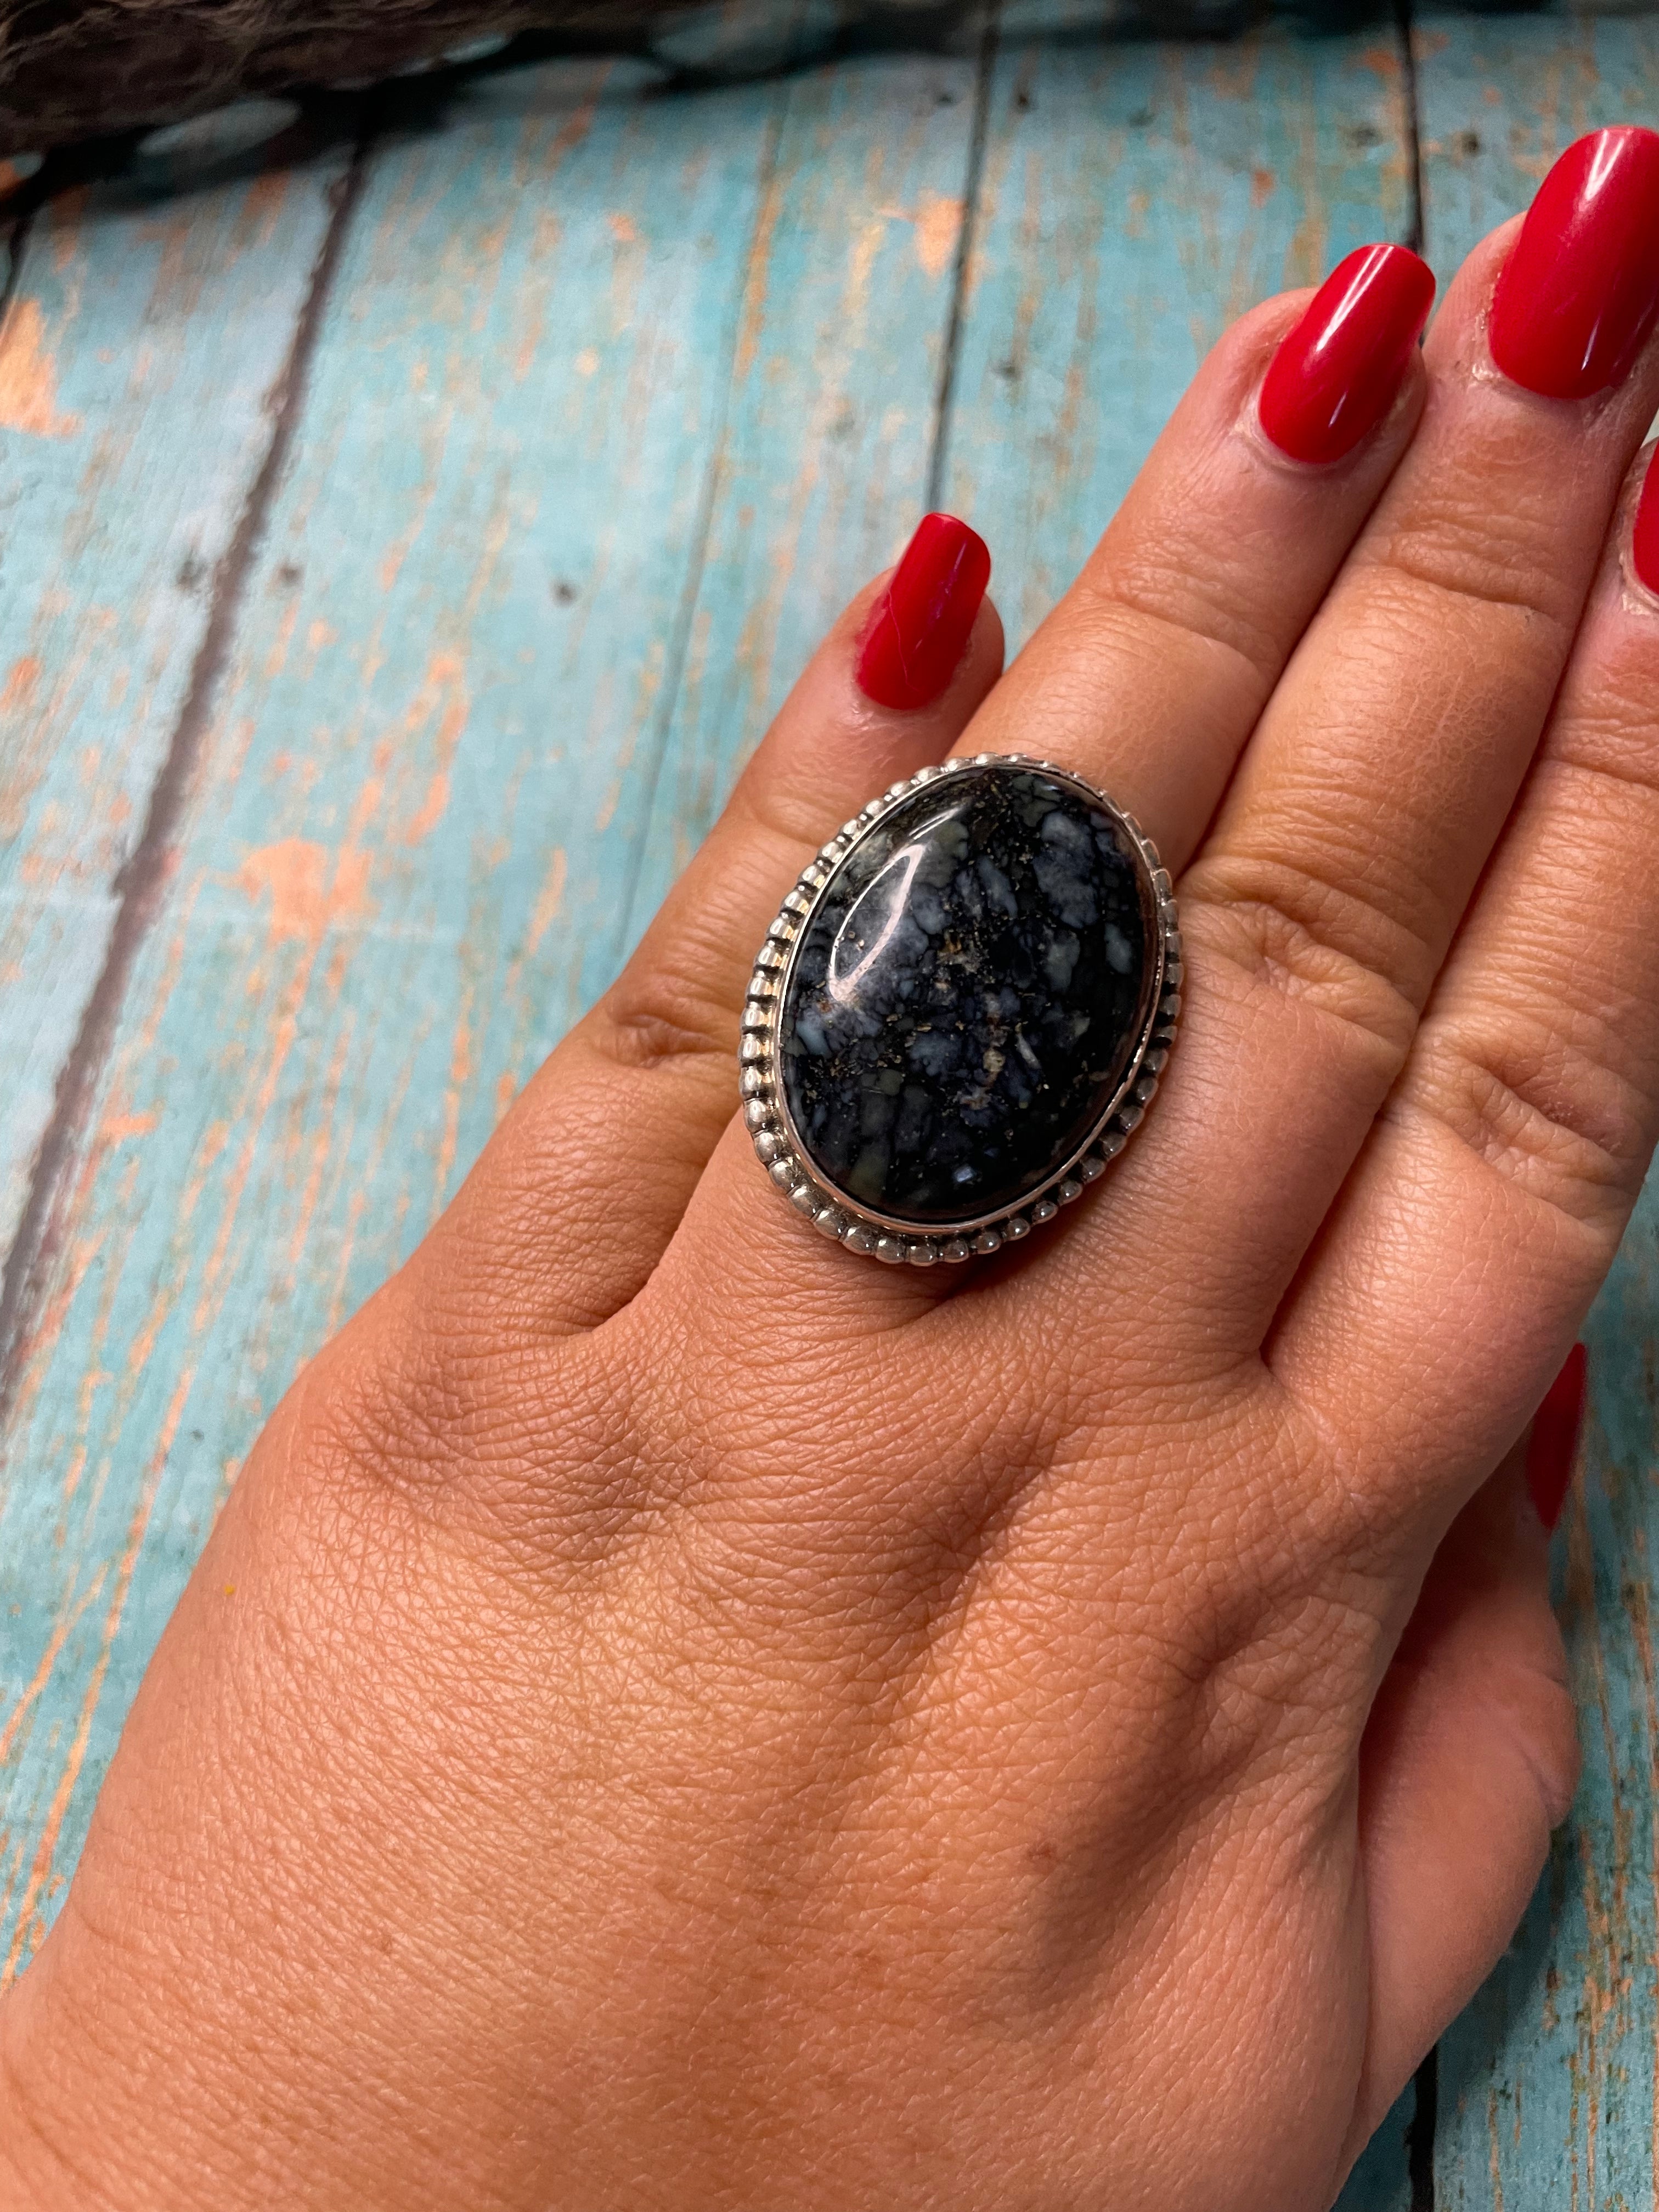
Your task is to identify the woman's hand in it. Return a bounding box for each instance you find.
[5,127,1659,2212]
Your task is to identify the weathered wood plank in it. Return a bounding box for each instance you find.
[0,120,349,1263]
[616,46,980,962]
[1415,14,1659,2208]
[0,51,977,1979]
[943,19,1416,652]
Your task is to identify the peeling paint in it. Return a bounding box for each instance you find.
[915,191,963,279]
[0,300,81,438]
[238,838,373,942]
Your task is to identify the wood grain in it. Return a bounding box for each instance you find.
[619,44,980,966]
[1415,18,1659,2208]
[0,50,789,1974]
[0,125,349,1262]
[943,20,1415,650]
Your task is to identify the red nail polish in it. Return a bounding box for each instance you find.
[1257,243,1435,465]
[1633,445,1659,594]
[1489,126,1659,399]
[855,514,991,711]
[1526,1342,1589,1533]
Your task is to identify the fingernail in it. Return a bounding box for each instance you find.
[1632,444,1659,594]
[1527,1342,1589,1533]
[855,514,991,711]
[1257,243,1435,465]
[1488,126,1659,399]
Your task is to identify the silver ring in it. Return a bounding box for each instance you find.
[740,754,1181,1265]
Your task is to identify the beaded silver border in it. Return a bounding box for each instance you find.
[739,754,1181,1266]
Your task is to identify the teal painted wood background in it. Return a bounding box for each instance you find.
[2,7,1656,2201]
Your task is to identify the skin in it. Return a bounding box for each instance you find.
[2,204,1657,2212]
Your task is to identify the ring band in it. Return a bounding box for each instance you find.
[741,754,1181,1265]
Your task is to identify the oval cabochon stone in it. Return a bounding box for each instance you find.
[778,763,1158,1227]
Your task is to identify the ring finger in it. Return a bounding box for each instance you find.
[673,244,1436,1319]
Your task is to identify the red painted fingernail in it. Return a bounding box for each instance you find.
[1489,126,1659,399]
[855,514,991,711]
[1257,243,1435,465]
[1527,1342,1589,1533]
[1632,445,1659,594]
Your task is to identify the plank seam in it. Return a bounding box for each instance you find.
[608,98,788,968]
[1408,2042,1438,2209]
[1397,0,1424,258]
[924,0,1000,514]
[0,135,374,1437]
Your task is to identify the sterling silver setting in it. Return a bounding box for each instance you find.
[739,754,1181,1265]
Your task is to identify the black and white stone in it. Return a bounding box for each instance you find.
[772,761,1161,1229]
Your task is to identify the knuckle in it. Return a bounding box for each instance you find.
[1362,489,1579,639]
[1181,848,1421,1073]
[297,1302,493,1507]
[1550,719,1659,813]
[1128,1451,1376,1790]
[1066,552,1280,696]
[1399,1002,1655,1233]
[1173,1578,1375,1798]
[733,765,849,859]
[591,952,738,1073]
[295,1312,645,1571]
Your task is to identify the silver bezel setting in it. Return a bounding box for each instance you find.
[740,754,1181,1265]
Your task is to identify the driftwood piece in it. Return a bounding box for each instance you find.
[0,0,664,153]
[0,0,1272,158]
